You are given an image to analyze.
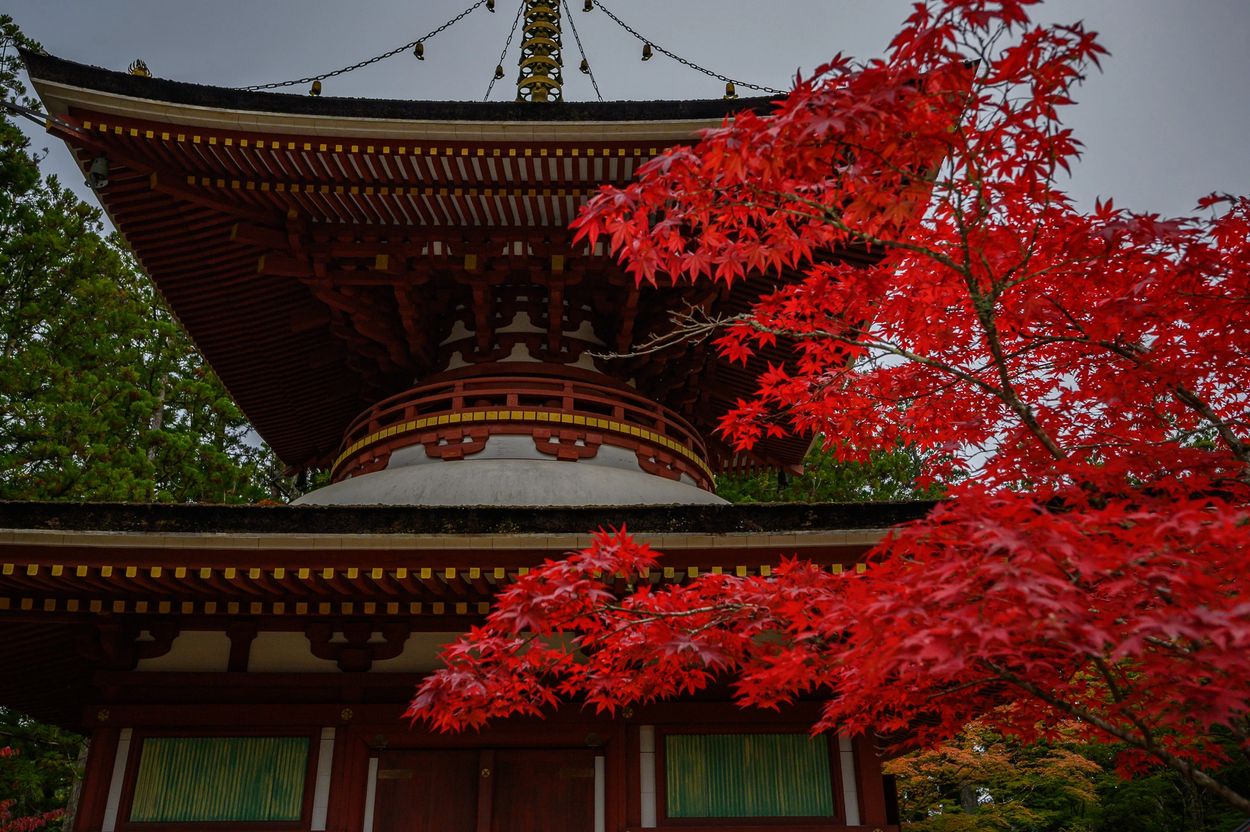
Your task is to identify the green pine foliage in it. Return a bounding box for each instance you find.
[0,17,284,503]
[0,707,82,831]
[715,440,943,503]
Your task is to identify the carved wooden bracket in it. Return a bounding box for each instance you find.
[306,620,410,672]
[533,429,603,462]
[225,620,259,672]
[77,618,181,671]
[421,427,490,460]
[636,447,685,482]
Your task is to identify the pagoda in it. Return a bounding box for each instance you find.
[2,5,908,830]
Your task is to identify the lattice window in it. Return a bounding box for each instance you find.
[664,733,835,819]
[129,736,309,823]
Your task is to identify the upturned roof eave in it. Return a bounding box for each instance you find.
[22,49,776,139]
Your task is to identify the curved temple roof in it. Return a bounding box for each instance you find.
[21,51,837,474]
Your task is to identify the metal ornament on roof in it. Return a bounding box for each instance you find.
[516,1,563,102]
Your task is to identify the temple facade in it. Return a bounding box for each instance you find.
[2,22,903,831]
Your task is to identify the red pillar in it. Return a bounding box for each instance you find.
[852,734,890,828]
[72,727,119,832]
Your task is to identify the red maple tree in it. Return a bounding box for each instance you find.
[410,0,1250,812]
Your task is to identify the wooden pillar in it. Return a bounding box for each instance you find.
[72,727,119,832]
[604,725,627,832]
[852,734,889,827]
[325,726,370,832]
[623,725,642,829]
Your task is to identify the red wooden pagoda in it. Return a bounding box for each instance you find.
[1,11,905,830]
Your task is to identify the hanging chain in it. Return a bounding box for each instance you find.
[561,0,603,101]
[484,0,526,100]
[592,0,784,95]
[238,0,488,91]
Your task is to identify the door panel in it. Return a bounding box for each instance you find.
[490,749,596,832]
[374,750,479,832]
[372,748,596,832]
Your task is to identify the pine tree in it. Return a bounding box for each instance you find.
[0,17,281,503]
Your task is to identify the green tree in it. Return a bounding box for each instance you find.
[1080,737,1250,832]
[716,439,942,503]
[0,17,282,503]
[888,724,1250,832]
[0,708,82,832]
[888,722,1103,832]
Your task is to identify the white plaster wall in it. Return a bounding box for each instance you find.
[248,631,339,673]
[136,631,231,672]
[370,631,460,672]
[295,455,725,506]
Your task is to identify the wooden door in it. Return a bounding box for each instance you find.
[490,748,596,832]
[374,750,478,832]
[373,748,597,832]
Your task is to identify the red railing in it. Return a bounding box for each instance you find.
[333,370,712,487]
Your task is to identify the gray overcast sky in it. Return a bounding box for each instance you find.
[7,1,1250,216]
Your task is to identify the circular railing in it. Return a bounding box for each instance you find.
[332,368,713,489]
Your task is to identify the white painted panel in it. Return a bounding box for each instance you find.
[638,724,655,754]
[136,631,231,672]
[101,728,132,832]
[838,733,860,826]
[639,725,657,828]
[311,727,335,831]
[371,632,460,672]
[362,757,379,832]
[248,632,338,673]
[594,755,606,832]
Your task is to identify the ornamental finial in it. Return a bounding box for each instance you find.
[516,1,563,102]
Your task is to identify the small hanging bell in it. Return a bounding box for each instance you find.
[579,57,590,74]
[641,43,653,61]
[309,80,322,96]
[724,81,737,99]
[414,41,425,60]
[494,64,505,80]
[582,0,593,10]
[487,0,495,10]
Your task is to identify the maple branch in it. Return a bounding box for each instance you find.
[762,189,970,274]
[1143,635,1196,657]
[1091,655,1159,751]
[600,601,762,621]
[1016,325,1250,468]
[587,305,723,360]
[980,659,1250,814]
[938,139,1068,463]
[731,186,1070,464]
[1166,383,1250,469]
[593,308,1016,416]
[963,267,1068,460]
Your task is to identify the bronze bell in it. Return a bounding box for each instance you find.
[309,80,322,96]
[579,57,590,74]
[414,41,425,60]
[641,43,653,61]
[494,64,505,80]
[582,0,593,10]
[487,0,495,10]
[724,81,737,99]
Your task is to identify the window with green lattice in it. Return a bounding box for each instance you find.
[663,732,836,820]
[128,736,310,823]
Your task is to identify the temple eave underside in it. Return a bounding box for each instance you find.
[24,52,876,476]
